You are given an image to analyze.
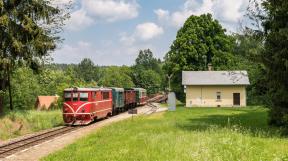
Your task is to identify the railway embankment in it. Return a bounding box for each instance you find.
[0,110,63,142]
[1,104,167,161]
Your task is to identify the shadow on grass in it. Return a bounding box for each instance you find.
[176,108,287,138]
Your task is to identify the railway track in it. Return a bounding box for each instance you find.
[0,126,81,158]
[145,94,167,114]
[0,94,167,159]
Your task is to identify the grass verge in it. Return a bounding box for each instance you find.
[42,106,288,161]
[0,110,63,141]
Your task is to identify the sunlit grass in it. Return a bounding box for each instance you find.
[0,110,63,140]
[42,106,288,161]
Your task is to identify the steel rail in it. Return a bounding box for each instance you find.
[0,126,80,158]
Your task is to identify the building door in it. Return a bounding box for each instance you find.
[233,93,240,106]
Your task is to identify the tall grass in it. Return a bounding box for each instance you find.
[0,110,63,141]
[42,106,288,161]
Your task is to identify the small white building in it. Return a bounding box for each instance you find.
[182,71,250,107]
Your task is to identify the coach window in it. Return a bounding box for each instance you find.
[102,92,109,100]
[80,93,89,102]
[64,92,71,101]
[72,92,79,102]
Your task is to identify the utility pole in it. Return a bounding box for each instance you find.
[167,74,173,92]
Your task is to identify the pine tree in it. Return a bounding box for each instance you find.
[0,0,70,112]
[260,0,288,126]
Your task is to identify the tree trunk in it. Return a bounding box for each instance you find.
[0,78,6,114]
[7,67,13,111]
[0,95,3,114]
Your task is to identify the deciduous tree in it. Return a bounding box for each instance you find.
[163,14,235,101]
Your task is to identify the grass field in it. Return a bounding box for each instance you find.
[42,106,288,161]
[0,110,63,141]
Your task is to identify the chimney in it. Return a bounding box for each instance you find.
[208,63,213,71]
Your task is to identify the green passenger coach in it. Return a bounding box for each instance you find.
[110,88,125,113]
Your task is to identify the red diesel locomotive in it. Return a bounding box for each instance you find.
[62,87,147,125]
[63,88,113,125]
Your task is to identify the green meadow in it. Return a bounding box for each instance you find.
[43,106,288,161]
[0,110,63,141]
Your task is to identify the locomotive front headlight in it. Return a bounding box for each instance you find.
[82,108,85,112]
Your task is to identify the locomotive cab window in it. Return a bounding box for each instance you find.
[72,93,79,102]
[80,93,89,102]
[64,92,72,101]
[102,92,110,100]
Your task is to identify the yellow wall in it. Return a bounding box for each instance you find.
[185,85,247,107]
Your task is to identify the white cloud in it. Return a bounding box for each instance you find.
[82,0,139,22]
[53,40,159,65]
[66,9,94,31]
[120,22,164,46]
[135,23,164,40]
[155,0,249,31]
[66,0,139,31]
[154,9,170,22]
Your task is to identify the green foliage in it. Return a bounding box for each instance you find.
[75,58,100,82]
[232,34,268,105]
[9,68,41,110]
[98,66,134,88]
[249,0,288,127]
[5,66,97,110]
[132,67,162,94]
[42,107,288,161]
[0,0,70,111]
[164,14,235,101]
[135,49,162,73]
[133,49,164,94]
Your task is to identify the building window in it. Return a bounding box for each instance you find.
[216,92,221,101]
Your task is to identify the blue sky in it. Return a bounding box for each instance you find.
[52,0,250,65]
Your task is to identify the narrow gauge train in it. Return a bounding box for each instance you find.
[62,87,147,125]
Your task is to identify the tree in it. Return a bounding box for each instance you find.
[232,33,268,105]
[0,0,70,112]
[163,14,235,101]
[132,68,162,94]
[75,58,100,82]
[135,49,162,73]
[98,66,134,88]
[249,0,288,126]
[133,49,164,94]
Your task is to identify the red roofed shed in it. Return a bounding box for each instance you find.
[35,96,59,110]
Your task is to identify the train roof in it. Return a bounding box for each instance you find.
[124,88,135,90]
[109,87,124,92]
[64,87,112,92]
[133,88,146,92]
